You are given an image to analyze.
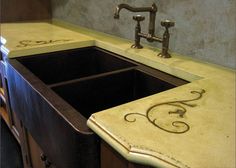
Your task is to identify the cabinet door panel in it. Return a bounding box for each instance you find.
[27,132,45,168]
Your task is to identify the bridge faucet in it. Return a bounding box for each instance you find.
[114,3,175,58]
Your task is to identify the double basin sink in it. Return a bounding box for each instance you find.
[12,47,187,167]
[17,47,187,119]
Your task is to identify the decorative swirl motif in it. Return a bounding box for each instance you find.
[16,39,72,47]
[124,89,206,134]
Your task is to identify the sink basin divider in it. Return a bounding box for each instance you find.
[47,66,137,88]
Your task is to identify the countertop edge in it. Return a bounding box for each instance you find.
[87,116,190,168]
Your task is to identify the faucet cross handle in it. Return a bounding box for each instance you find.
[161,20,175,29]
[158,20,175,58]
[133,15,145,22]
[131,15,145,49]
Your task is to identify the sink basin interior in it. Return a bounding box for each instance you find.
[16,47,188,119]
[51,69,177,119]
[17,47,136,84]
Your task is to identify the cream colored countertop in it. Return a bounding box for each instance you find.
[0,22,94,57]
[1,21,235,168]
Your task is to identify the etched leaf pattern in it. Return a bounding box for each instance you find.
[124,89,206,134]
[16,39,72,47]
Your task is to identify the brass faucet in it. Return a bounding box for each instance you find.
[114,3,175,58]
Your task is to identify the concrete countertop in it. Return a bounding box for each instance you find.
[0,22,94,57]
[1,20,235,168]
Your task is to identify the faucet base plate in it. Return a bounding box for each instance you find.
[131,44,143,49]
[158,52,171,58]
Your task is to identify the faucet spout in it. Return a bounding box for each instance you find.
[114,3,156,18]
[114,3,157,36]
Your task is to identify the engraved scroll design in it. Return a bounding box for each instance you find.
[16,39,72,47]
[124,89,206,134]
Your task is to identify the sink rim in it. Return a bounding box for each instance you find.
[9,46,188,134]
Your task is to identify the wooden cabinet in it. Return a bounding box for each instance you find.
[0,52,26,167]
[0,59,11,127]
[0,52,21,142]
[0,53,29,167]
[27,132,56,168]
[101,140,151,168]
[0,54,55,168]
